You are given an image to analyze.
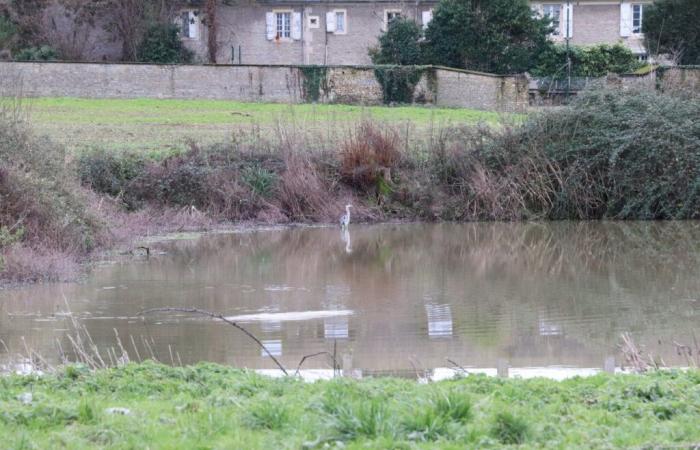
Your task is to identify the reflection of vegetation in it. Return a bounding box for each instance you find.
[1,362,699,448]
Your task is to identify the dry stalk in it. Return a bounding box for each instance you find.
[294,351,340,377]
[620,332,651,373]
[140,307,288,375]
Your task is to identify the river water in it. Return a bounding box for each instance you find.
[1,222,699,376]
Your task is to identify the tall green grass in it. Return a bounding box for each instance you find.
[1,362,699,449]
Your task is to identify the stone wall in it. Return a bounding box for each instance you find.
[432,68,528,113]
[0,61,528,112]
[614,66,700,92]
[659,67,700,92]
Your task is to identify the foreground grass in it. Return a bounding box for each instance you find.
[1,362,699,449]
[24,97,508,152]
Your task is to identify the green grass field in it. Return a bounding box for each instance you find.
[23,97,509,152]
[2,362,699,449]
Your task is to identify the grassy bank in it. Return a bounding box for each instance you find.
[1,362,699,449]
[25,98,506,152]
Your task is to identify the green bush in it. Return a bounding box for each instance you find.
[468,89,700,220]
[532,44,644,78]
[14,45,57,61]
[136,23,193,64]
[423,0,552,74]
[78,150,147,209]
[369,19,425,103]
[644,0,700,64]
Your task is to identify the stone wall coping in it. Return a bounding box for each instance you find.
[0,60,519,79]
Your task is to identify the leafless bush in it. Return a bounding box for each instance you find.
[277,152,337,221]
[340,121,401,193]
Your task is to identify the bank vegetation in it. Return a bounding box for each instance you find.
[1,87,699,283]
[1,362,699,448]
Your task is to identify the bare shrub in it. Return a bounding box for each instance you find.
[277,152,337,221]
[340,122,400,193]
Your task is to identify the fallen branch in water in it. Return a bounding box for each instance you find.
[139,307,288,375]
[294,351,340,377]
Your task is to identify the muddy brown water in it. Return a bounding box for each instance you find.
[1,222,699,375]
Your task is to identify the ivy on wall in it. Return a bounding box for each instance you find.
[373,65,426,104]
[299,66,328,102]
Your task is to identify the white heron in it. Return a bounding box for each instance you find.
[339,204,353,229]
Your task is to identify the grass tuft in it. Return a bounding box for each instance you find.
[490,410,529,445]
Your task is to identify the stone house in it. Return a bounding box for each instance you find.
[529,0,654,59]
[178,0,437,65]
[177,0,656,65]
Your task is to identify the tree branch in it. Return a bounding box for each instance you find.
[139,307,288,375]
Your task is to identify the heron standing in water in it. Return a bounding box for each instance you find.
[340,204,353,229]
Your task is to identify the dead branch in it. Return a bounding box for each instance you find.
[294,351,340,377]
[446,358,469,374]
[620,332,649,373]
[139,307,288,375]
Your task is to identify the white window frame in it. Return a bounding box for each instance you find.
[333,9,347,35]
[384,9,402,31]
[542,4,562,37]
[178,10,199,40]
[274,10,292,41]
[632,4,644,34]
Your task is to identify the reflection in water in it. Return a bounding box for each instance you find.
[324,316,350,340]
[538,317,563,337]
[262,340,282,357]
[341,228,352,254]
[1,221,699,374]
[425,304,453,339]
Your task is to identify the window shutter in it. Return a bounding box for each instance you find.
[292,12,302,40]
[266,12,275,40]
[422,10,433,29]
[326,11,336,32]
[620,3,632,37]
[563,3,573,38]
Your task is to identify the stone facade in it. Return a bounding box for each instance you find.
[180,1,437,65]
[1,0,660,65]
[175,0,656,65]
[0,61,529,112]
[528,1,654,56]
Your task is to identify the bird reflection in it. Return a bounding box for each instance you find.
[341,228,353,254]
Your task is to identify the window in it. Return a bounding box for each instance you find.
[276,12,291,39]
[384,10,402,30]
[632,4,643,34]
[422,9,433,30]
[542,4,561,36]
[179,10,199,40]
[335,10,346,34]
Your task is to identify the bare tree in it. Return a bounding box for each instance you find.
[61,0,177,61]
[204,0,217,63]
